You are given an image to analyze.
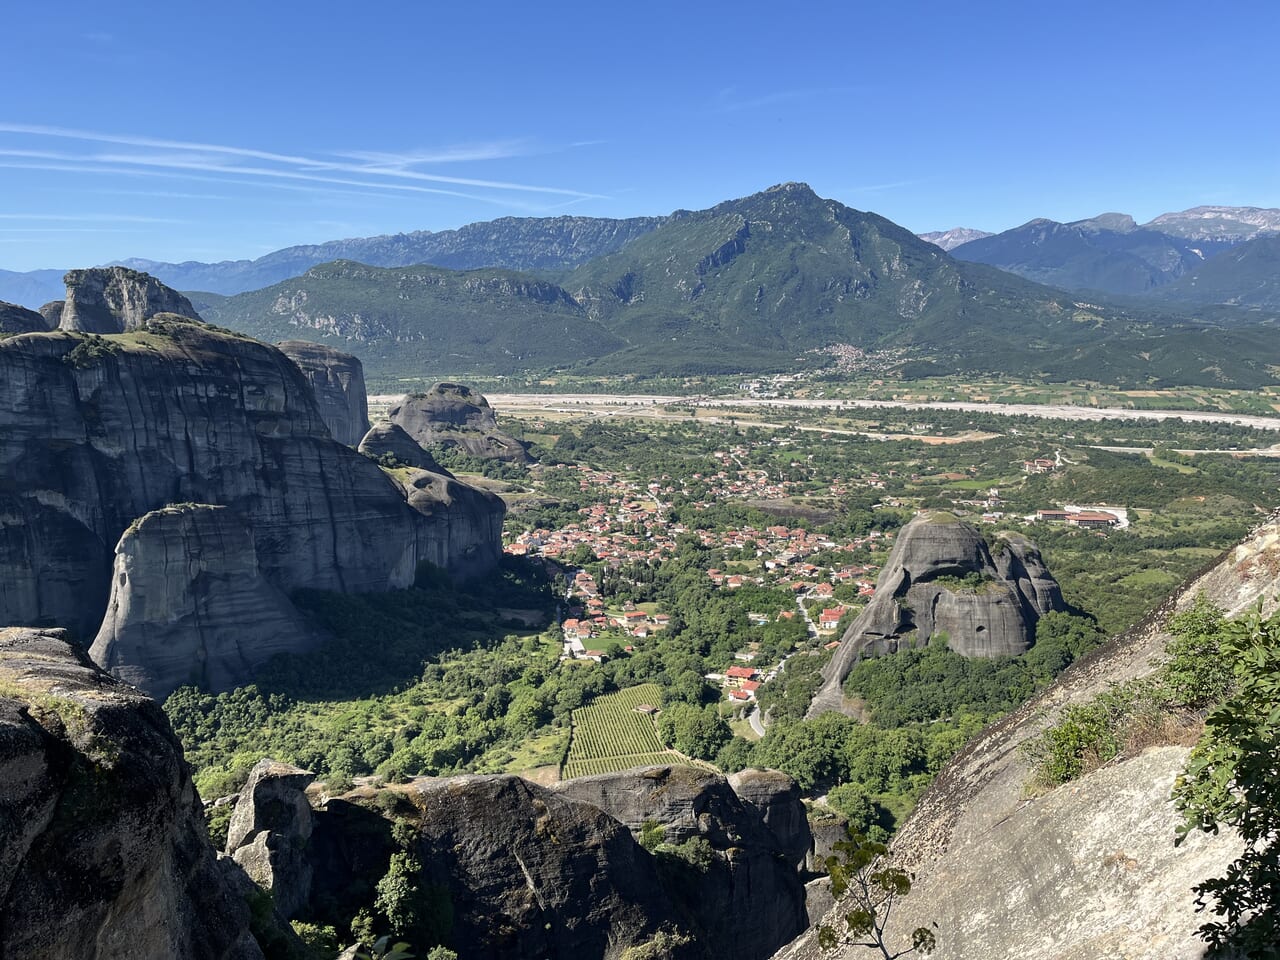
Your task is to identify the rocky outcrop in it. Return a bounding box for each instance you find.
[276,340,370,445]
[58,266,201,333]
[224,760,316,919]
[809,513,1064,716]
[89,505,320,699]
[38,300,64,328]
[556,765,810,957]
[389,382,531,463]
[408,774,695,959]
[0,626,277,959]
[729,767,812,871]
[394,468,506,580]
[357,420,450,474]
[774,514,1280,960]
[0,314,505,685]
[0,300,50,334]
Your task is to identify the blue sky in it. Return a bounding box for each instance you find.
[3,0,1279,270]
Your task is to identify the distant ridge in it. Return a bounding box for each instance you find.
[917,227,993,251]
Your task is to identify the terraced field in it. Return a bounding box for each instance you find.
[562,683,699,779]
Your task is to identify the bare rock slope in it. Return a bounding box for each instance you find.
[809,513,1063,716]
[389,382,532,463]
[776,514,1280,960]
[276,340,370,445]
[56,265,201,333]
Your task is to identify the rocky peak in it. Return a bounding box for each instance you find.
[357,420,450,474]
[58,266,202,334]
[917,227,994,251]
[276,340,370,445]
[808,513,1064,717]
[0,300,52,335]
[388,382,532,463]
[225,759,316,919]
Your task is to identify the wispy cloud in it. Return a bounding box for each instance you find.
[709,86,857,114]
[0,213,185,223]
[0,123,603,200]
[842,179,927,194]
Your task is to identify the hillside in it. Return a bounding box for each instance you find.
[191,260,625,377]
[917,227,993,251]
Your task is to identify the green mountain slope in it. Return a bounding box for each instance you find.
[191,260,625,378]
[1153,235,1280,309]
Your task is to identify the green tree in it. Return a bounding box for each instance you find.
[818,830,937,959]
[1174,605,1280,958]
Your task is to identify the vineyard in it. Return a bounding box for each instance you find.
[562,683,700,779]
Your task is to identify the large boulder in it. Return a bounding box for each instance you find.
[393,468,506,580]
[556,765,810,958]
[728,767,812,872]
[388,382,531,463]
[224,760,316,919]
[0,300,50,335]
[809,513,1064,716]
[357,420,450,474]
[58,266,201,333]
[0,626,278,959]
[89,504,320,699]
[407,774,695,959]
[276,340,370,446]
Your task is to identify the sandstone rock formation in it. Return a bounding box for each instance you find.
[276,340,370,445]
[0,626,284,959]
[773,514,1280,960]
[0,314,504,686]
[808,513,1064,716]
[38,300,63,327]
[408,774,695,959]
[557,764,810,957]
[58,266,201,333]
[358,420,450,473]
[224,759,316,919]
[89,505,320,698]
[0,300,50,334]
[392,468,507,580]
[728,766,812,871]
[389,382,531,463]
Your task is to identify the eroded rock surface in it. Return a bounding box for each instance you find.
[0,300,50,334]
[276,340,370,445]
[809,513,1064,716]
[225,759,316,919]
[358,420,450,474]
[389,382,531,463]
[556,764,810,957]
[729,766,812,871]
[0,626,272,959]
[59,266,201,333]
[89,505,320,699]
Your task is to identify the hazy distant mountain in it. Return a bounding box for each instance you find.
[191,183,1280,388]
[1153,234,1280,309]
[949,215,1224,296]
[0,268,66,310]
[1145,205,1280,242]
[917,228,993,251]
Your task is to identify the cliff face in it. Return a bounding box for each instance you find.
[389,382,532,463]
[809,514,1063,716]
[89,505,320,699]
[775,515,1280,960]
[0,317,504,690]
[58,266,201,334]
[556,764,811,958]
[357,420,450,474]
[276,340,370,445]
[0,626,269,959]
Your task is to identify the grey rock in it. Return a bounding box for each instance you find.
[59,266,201,333]
[409,774,695,959]
[89,505,319,699]
[808,513,1064,717]
[276,340,370,445]
[556,765,809,958]
[357,420,450,474]
[394,468,506,580]
[225,759,315,919]
[38,300,63,328]
[728,767,812,871]
[389,382,531,463]
[0,300,51,334]
[0,626,270,960]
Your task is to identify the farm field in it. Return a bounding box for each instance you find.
[563,683,699,779]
